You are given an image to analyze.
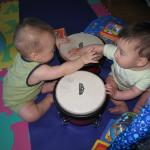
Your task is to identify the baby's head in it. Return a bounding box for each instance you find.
[115,21,150,69]
[14,17,56,63]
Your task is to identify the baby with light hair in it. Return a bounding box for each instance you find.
[3,17,99,122]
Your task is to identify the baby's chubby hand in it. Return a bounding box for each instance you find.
[69,44,103,60]
[80,48,100,65]
[69,48,82,57]
[105,83,118,99]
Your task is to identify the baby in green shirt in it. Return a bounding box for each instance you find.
[3,17,99,122]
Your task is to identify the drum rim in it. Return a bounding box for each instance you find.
[54,93,102,120]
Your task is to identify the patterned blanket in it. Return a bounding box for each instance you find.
[0,1,31,150]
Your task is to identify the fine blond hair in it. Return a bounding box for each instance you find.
[14,17,55,57]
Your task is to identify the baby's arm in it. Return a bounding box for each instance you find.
[69,44,104,60]
[29,49,99,83]
[106,85,144,100]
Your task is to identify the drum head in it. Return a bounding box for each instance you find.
[59,32,104,61]
[55,71,106,116]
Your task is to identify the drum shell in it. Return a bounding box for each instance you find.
[54,93,103,125]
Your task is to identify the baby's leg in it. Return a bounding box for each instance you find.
[133,88,150,113]
[106,75,118,89]
[18,94,53,122]
[41,80,58,93]
[109,99,129,114]
[106,76,129,114]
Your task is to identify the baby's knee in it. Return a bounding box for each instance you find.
[18,104,42,122]
[19,110,40,122]
[19,111,41,122]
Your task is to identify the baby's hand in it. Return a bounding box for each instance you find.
[105,83,118,99]
[69,48,82,57]
[69,44,103,60]
[106,76,118,89]
[81,44,103,54]
[80,49,99,65]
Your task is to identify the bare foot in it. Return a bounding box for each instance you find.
[109,99,129,114]
[41,80,58,93]
[19,94,54,122]
[106,76,118,89]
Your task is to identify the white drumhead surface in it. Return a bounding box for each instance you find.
[55,71,106,115]
[59,32,104,60]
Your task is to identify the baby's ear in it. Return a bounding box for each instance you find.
[137,57,148,67]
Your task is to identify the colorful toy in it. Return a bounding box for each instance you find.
[108,99,150,150]
[92,139,109,150]
[99,21,124,42]
[84,16,127,44]
[92,112,136,150]
[0,0,19,69]
[109,112,136,142]
[54,27,66,38]
[100,112,136,144]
